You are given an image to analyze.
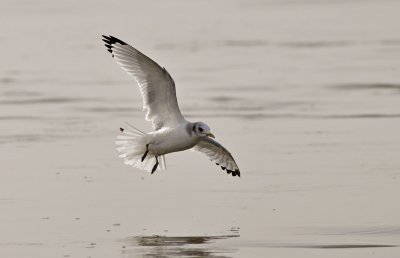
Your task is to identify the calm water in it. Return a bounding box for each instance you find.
[1,0,400,257]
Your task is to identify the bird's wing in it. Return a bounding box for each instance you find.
[102,35,185,130]
[192,137,241,177]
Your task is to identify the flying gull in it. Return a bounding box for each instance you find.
[102,35,241,177]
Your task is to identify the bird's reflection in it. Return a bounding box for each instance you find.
[122,233,239,258]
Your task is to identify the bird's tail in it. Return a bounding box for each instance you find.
[115,123,166,172]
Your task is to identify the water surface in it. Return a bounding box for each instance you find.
[1,0,400,257]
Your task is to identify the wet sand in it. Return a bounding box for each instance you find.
[1,0,400,257]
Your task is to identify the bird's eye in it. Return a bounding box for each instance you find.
[199,127,203,132]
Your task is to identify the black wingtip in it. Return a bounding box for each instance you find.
[102,35,127,56]
[216,163,240,177]
[234,169,241,177]
[227,169,239,177]
[102,35,127,45]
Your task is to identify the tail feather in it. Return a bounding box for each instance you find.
[116,123,166,173]
[160,154,167,170]
[124,122,146,135]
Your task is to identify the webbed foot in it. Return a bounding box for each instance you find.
[151,156,159,174]
[141,144,149,162]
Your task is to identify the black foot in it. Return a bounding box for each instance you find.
[141,144,149,162]
[151,156,159,174]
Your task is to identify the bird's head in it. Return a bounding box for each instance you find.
[192,122,215,138]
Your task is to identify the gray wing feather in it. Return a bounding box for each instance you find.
[102,35,185,130]
[192,137,240,177]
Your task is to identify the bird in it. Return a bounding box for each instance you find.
[102,35,241,177]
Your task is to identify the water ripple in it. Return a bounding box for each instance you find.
[331,83,400,91]
[0,97,103,105]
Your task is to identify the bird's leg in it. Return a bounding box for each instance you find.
[151,156,159,174]
[141,144,149,162]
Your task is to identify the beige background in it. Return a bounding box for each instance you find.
[1,0,400,257]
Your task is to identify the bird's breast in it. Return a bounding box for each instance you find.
[150,126,198,155]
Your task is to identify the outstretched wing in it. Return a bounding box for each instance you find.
[192,137,241,177]
[102,35,185,130]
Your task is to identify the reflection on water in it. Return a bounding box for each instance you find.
[121,234,396,258]
[122,234,239,258]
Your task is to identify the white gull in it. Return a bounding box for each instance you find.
[102,35,240,177]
